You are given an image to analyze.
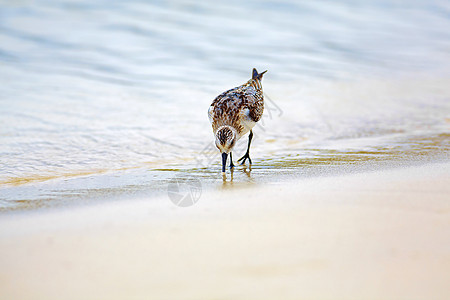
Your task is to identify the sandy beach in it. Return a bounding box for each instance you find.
[2,0,450,299]
[1,162,449,300]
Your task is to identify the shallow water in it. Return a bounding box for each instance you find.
[1,0,450,211]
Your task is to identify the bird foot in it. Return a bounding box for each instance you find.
[237,152,252,165]
[229,162,235,169]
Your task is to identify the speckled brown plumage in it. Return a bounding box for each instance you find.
[208,69,266,139]
[216,126,234,145]
[208,68,267,172]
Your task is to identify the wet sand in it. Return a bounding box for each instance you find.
[0,162,449,300]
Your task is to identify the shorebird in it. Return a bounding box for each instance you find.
[208,68,267,173]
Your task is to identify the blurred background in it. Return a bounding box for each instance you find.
[1,0,450,210]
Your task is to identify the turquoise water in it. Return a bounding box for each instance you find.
[1,0,450,210]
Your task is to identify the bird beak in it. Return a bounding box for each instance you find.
[221,152,228,173]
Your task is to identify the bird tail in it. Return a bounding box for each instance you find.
[252,68,267,80]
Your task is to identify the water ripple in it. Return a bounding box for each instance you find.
[1,0,450,209]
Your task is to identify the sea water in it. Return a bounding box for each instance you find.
[1,0,449,210]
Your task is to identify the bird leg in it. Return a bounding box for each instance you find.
[238,130,253,165]
[229,152,235,169]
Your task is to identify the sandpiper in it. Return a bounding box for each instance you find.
[208,68,267,173]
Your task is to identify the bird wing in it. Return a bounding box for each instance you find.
[209,84,263,134]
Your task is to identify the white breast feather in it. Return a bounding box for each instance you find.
[239,108,256,138]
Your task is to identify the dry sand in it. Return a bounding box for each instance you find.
[0,162,449,300]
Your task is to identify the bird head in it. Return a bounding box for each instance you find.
[215,126,237,172]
